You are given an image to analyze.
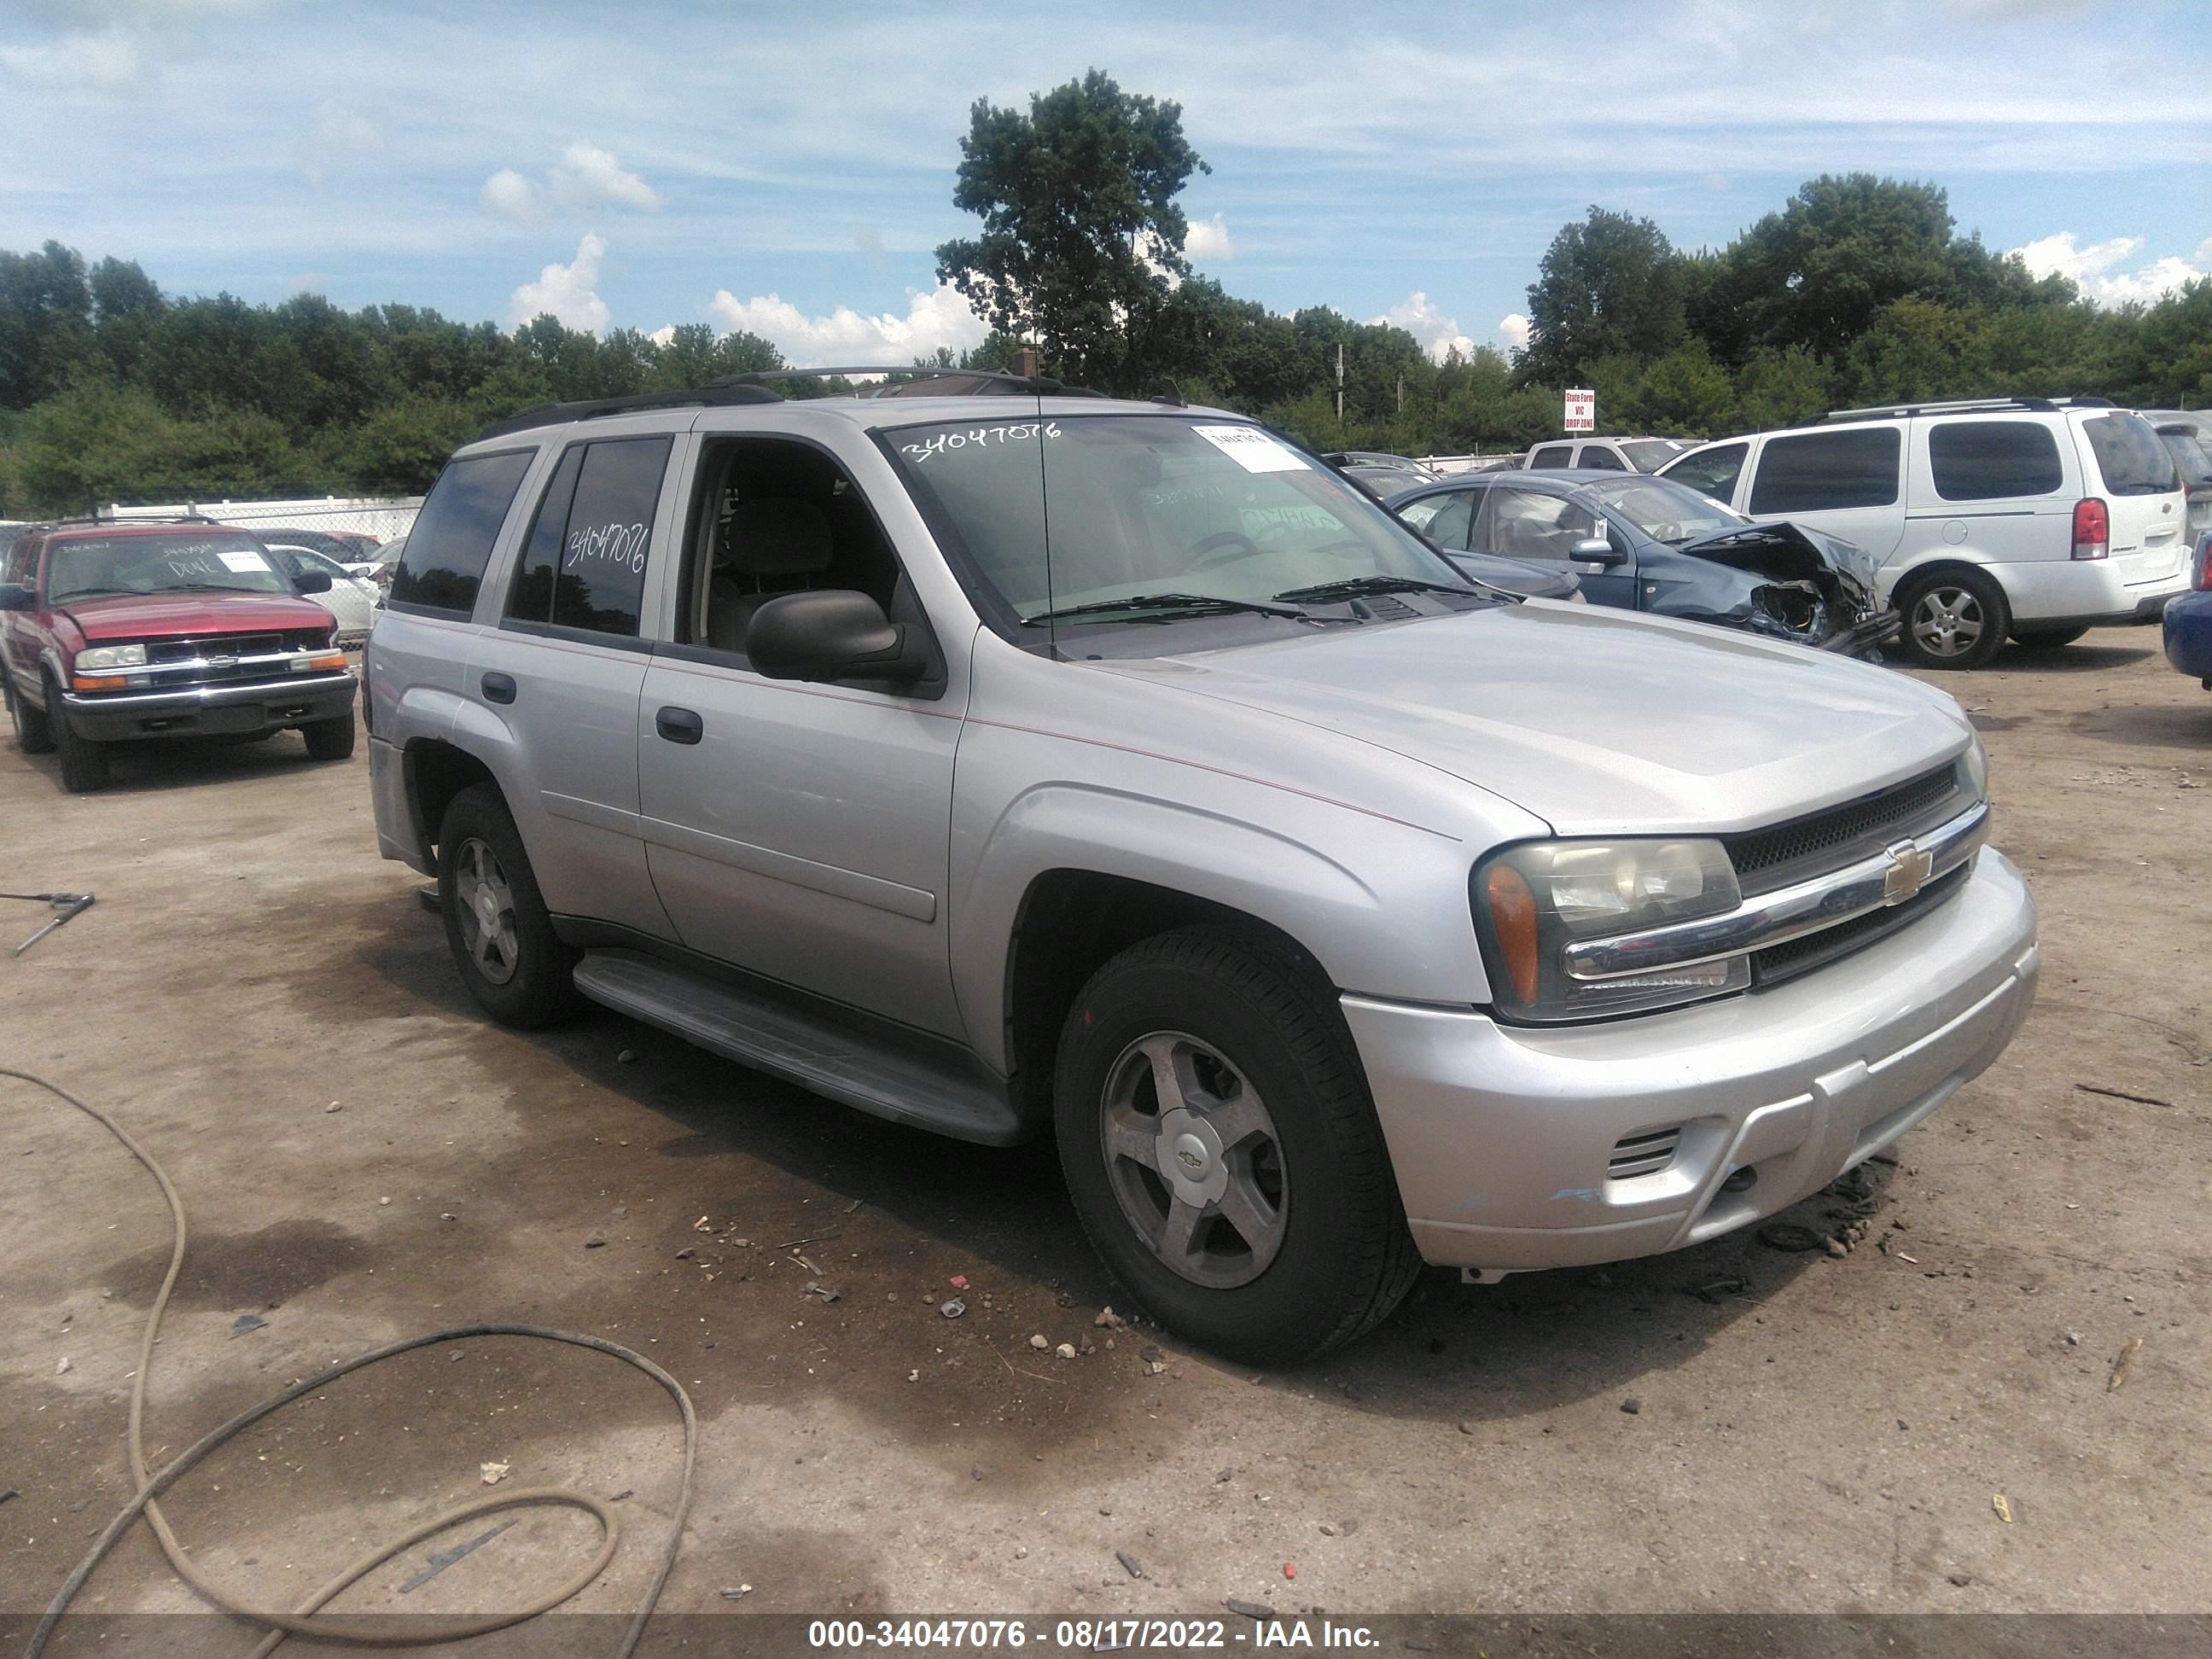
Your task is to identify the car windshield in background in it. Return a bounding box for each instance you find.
[1569,475,1749,542]
[1620,439,1690,472]
[888,416,1466,622]
[2083,414,2180,497]
[45,533,290,602]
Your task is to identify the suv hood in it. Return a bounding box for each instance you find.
[1105,602,1970,835]
[56,591,334,642]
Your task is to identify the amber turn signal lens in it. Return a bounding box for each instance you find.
[306,653,349,671]
[71,674,126,691]
[1484,864,1540,1005]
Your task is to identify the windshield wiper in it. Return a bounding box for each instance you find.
[1021,591,1313,626]
[1271,574,1481,602]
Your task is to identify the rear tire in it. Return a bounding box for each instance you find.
[302,714,357,760]
[1894,568,2011,671]
[2008,625,2090,651]
[1052,927,1421,1365]
[7,673,55,754]
[47,675,110,793]
[437,784,579,1028]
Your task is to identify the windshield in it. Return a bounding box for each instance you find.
[45,533,290,602]
[888,415,1465,622]
[1570,475,1749,543]
[1620,439,1688,472]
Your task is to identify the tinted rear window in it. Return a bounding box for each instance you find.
[2082,414,2179,498]
[1528,445,1573,468]
[1748,427,1901,514]
[1928,421,2064,501]
[390,449,535,615]
[2157,430,2212,488]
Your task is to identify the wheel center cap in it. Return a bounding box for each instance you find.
[1154,1108,1227,1205]
[473,886,500,930]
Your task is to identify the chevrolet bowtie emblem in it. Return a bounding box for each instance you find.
[1883,840,1934,904]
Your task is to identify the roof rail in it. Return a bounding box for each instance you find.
[44,511,223,530]
[474,381,785,443]
[719,364,1103,398]
[1823,397,2069,422]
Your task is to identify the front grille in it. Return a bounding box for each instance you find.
[140,631,330,690]
[1751,862,1971,987]
[1724,764,1969,896]
[1608,1127,1680,1179]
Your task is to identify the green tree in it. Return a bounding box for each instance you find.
[1516,208,1687,385]
[1731,344,1833,429]
[934,70,1209,392]
[0,240,96,406]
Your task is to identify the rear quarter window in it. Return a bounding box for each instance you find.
[1927,421,2064,501]
[1748,427,1901,514]
[1662,441,1748,503]
[2083,415,2180,498]
[1528,445,1573,469]
[389,448,536,616]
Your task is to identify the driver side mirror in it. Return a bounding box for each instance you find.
[747,590,931,686]
[0,582,34,612]
[291,568,334,594]
[1570,538,1625,567]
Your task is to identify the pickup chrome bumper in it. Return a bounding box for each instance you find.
[61,671,357,740]
[1345,847,2038,1273]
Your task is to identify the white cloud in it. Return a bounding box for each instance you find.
[298,102,381,184]
[550,142,662,212]
[1185,213,1236,261]
[480,167,542,224]
[648,324,677,347]
[1497,312,1533,352]
[706,279,987,366]
[1370,291,1476,364]
[510,234,610,333]
[0,26,141,89]
[2009,230,2209,306]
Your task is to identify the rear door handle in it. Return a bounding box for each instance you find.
[480,672,516,704]
[655,706,704,745]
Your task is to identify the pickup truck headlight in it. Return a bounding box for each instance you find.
[1473,838,1748,1023]
[73,643,148,671]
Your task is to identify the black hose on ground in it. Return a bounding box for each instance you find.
[4,1065,697,1658]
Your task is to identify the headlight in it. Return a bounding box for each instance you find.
[1472,838,1748,1023]
[1960,736,1988,803]
[73,643,148,671]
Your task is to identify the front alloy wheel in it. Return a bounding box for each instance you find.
[1100,1032,1289,1290]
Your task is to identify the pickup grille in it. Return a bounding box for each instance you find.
[139,631,332,690]
[1724,764,1970,897]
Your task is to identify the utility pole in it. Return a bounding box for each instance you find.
[1335,342,1344,424]
[1397,372,1404,415]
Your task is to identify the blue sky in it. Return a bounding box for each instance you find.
[3,0,2209,364]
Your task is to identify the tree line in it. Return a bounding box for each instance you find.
[2,72,2206,516]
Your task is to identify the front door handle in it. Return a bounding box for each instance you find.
[480,672,516,704]
[655,706,704,745]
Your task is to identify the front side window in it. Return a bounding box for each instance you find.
[1927,421,2064,501]
[1663,442,1748,504]
[1748,427,1901,514]
[1397,490,1477,550]
[505,436,670,638]
[1578,445,1628,471]
[44,532,290,604]
[2082,414,2180,498]
[887,416,1466,626]
[1484,487,1603,562]
[391,448,535,615]
[1528,444,1574,469]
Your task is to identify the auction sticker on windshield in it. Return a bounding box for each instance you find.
[218,550,271,573]
[1194,424,1306,474]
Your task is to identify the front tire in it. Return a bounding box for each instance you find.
[1053,928,1421,1365]
[437,784,579,1028]
[301,714,357,760]
[7,673,55,754]
[1894,568,2011,670]
[47,675,110,793]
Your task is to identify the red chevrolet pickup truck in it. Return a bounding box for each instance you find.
[1,521,358,793]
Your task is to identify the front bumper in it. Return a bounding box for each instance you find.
[61,672,357,741]
[1345,848,2038,1273]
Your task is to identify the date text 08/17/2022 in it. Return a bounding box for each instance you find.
[805,1617,1381,1649]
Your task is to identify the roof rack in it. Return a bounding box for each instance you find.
[42,512,224,530]
[1821,395,2122,422]
[474,381,784,442]
[720,364,1103,398]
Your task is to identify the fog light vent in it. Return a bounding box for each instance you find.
[1608,1126,1680,1180]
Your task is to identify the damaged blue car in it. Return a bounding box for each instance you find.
[1388,469,1901,657]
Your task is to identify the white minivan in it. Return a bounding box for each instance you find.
[1658,399,2189,668]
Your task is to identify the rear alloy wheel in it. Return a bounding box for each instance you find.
[301,714,357,760]
[1895,569,2011,671]
[1054,928,1421,1365]
[46,674,110,793]
[7,674,55,754]
[437,783,579,1028]
[2008,625,2091,651]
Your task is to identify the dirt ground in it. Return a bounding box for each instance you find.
[2,624,2206,1638]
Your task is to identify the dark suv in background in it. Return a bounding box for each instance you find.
[1,521,357,792]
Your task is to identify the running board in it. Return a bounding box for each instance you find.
[571,949,1027,1146]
